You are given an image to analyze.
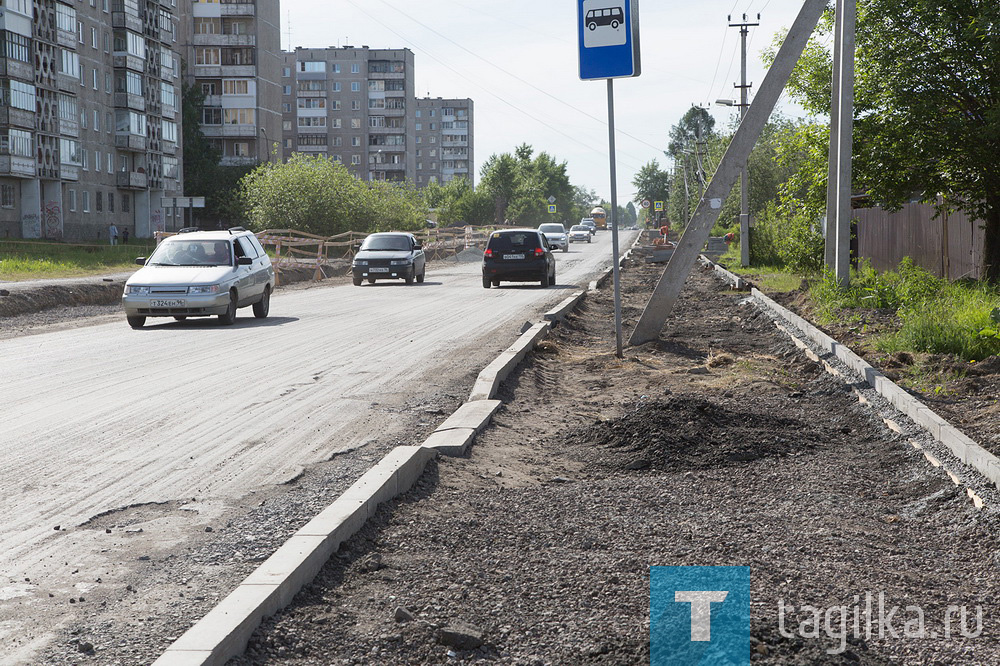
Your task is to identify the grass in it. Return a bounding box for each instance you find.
[0,239,155,281]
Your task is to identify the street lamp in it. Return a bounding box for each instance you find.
[259,127,269,164]
[716,98,750,266]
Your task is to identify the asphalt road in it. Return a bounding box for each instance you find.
[0,229,637,662]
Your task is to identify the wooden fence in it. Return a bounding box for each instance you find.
[854,201,983,281]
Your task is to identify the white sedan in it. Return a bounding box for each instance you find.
[568,225,593,243]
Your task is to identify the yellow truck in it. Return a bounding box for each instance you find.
[590,206,608,230]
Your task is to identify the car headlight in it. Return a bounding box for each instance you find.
[188,284,221,295]
[353,260,368,266]
[390,259,412,266]
[127,285,150,296]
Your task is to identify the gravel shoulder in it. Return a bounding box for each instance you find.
[229,258,1000,665]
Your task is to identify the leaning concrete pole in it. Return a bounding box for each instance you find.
[628,0,827,346]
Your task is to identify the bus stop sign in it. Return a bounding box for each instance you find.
[578,0,640,80]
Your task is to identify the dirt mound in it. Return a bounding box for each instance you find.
[572,396,827,472]
[0,283,124,317]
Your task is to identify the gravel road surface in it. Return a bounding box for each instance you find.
[227,258,1000,665]
[0,231,637,664]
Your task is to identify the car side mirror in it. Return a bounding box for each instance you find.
[413,242,422,250]
[135,257,146,265]
[237,256,252,266]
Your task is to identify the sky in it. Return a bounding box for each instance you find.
[280,0,817,204]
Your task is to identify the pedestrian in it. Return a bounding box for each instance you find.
[109,223,119,246]
[659,222,670,242]
[122,228,129,244]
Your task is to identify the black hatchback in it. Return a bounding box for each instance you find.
[482,229,556,288]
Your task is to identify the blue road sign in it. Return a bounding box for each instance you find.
[578,0,641,80]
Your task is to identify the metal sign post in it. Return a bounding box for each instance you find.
[578,0,640,359]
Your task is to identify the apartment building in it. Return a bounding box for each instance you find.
[0,0,183,241]
[414,97,473,187]
[280,46,415,182]
[180,0,281,168]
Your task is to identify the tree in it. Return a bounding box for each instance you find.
[479,144,582,227]
[632,160,671,208]
[775,1,1000,280]
[239,153,425,235]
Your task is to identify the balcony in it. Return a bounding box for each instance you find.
[161,103,176,120]
[220,64,256,77]
[112,11,143,32]
[117,171,148,189]
[113,53,146,73]
[193,64,223,78]
[0,59,34,81]
[383,107,405,117]
[60,164,80,181]
[56,72,78,92]
[441,139,468,148]
[201,124,257,138]
[296,90,326,98]
[220,155,258,166]
[60,118,79,138]
[115,133,147,151]
[162,141,177,155]
[220,3,255,17]
[56,28,76,49]
[194,33,255,47]
[114,92,146,112]
[368,71,405,80]
[0,155,35,177]
[0,107,35,130]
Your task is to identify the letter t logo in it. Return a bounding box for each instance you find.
[675,591,729,641]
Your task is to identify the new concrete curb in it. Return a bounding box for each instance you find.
[698,254,747,290]
[543,290,586,324]
[152,445,436,666]
[750,287,1000,489]
[469,321,551,401]
[422,399,503,456]
[698,256,1000,491]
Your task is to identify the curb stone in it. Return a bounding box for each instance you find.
[699,255,998,503]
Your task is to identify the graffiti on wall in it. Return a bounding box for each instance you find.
[43,201,62,240]
[22,212,40,238]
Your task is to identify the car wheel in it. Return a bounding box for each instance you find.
[218,291,237,325]
[563,245,569,253]
[550,267,556,286]
[353,276,363,286]
[173,316,187,321]
[482,274,491,289]
[253,285,271,318]
[127,315,146,329]
[540,270,550,288]
[405,269,414,285]
[417,268,425,283]
[588,238,592,243]
[368,278,376,284]
[493,279,500,287]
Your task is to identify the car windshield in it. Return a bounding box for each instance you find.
[148,239,232,266]
[571,226,588,231]
[539,224,564,233]
[360,235,412,251]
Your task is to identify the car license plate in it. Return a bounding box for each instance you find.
[503,254,525,260]
[150,299,185,308]
[369,267,390,273]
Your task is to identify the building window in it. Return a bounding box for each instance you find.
[351,155,360,165]
[0,184,14,208]
[82,191,90,213]
[96,191,103,212]
[351,118,361,129]
[108,193,114,213]
[282,103,290,112]
[351,81,360,92]
[351,137,360,147]
[298,61,325,72]
[351,63,360,73]
[233,142,249,157]
[332,82,341,92]
[67,189,76,212]
[283,85,291,95]
[282,66,290,77]
[107,153,113,172]
[332,64,340,73]
[122,194,130,213]
[352,100,360,110]
[282,120,292,131]
[94,109,100,131]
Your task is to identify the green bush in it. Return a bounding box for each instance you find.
[749,203,823,272]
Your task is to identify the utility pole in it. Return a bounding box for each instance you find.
[730,13,759,267]
[825,0,855,285]
[628,0,826,345]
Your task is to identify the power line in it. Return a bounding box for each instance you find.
[365,0,663,157]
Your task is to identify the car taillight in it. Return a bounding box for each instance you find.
[484,248,493,257]
[534,248,545,257]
